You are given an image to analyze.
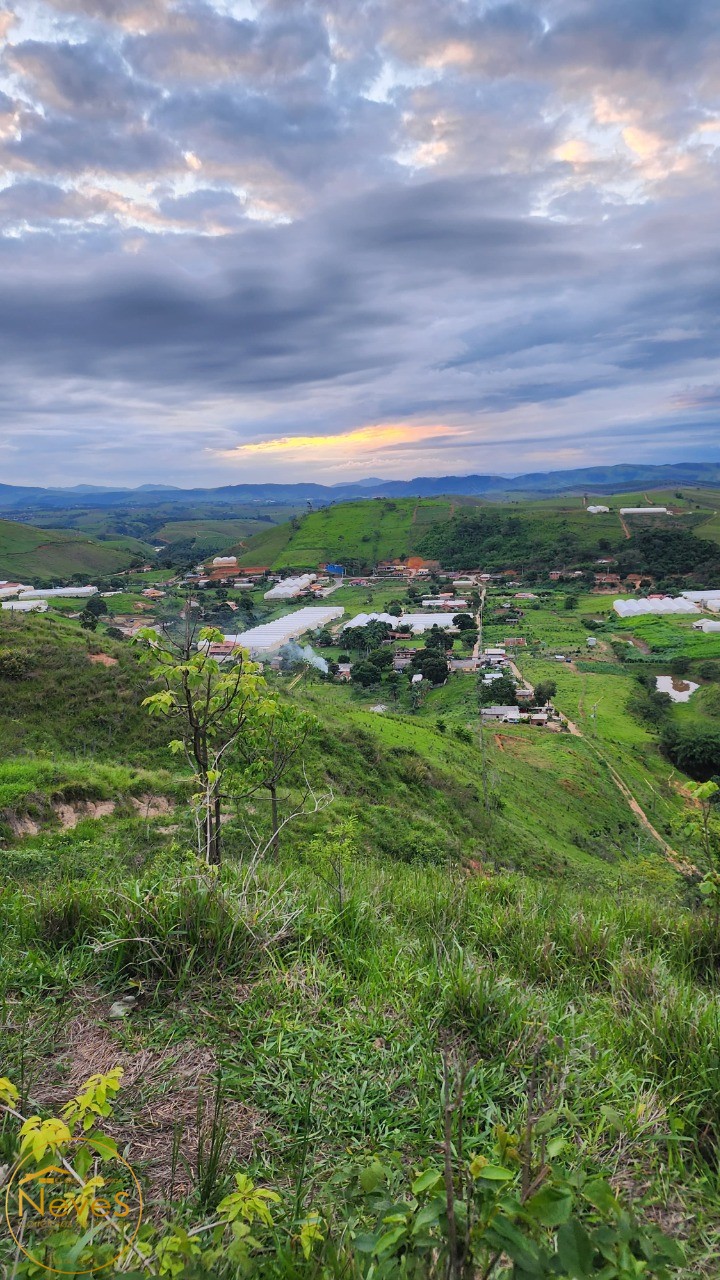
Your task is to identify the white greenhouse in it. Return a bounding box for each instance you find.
[204,606,344,656]
[613,597,700,617]
[264,575,317,600]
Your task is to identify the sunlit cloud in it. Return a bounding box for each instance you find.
[216,422,460,459]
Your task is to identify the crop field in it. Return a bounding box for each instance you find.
[154,517,269,546]
[614,613,720,659]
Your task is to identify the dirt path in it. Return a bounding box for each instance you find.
[600,757,697,876]
[471,587,486,660]
[618,512,631,539]
[508,659,583,735]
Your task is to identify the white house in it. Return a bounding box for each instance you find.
[481,705,521,722]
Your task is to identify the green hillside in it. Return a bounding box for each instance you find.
[232,497,475,569]
[2,570,719,1276]
[0,517,151,581]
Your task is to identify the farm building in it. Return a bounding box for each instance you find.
[264,574,317,600]
[421,598,468,610]
[587,505,610,514]
[481,706,521,723]
[207,606,344,657]
[681,590,720,611]
[343,612,397,630]
[344,612,457,634]
[402,614,457,633]
[619,507,668,515]
[18,586,98,599]
[613,597,699,617]
[0,582,33,599]
[483,647,507,664]
[2,599,48,612]
[693,619,720,633]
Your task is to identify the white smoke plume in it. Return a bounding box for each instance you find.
[279,641,329,673]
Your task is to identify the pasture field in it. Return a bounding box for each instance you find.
[0,517,151,580]
[233,498,466,570]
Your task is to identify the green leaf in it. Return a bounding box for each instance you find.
[412,1200,444,1234]
[359,1161,386,1193]
[411,1168,443,1195]
[582,1178,620,1215]
[85,1132,119,1159]
[374,1224,407,1256]
[352,1233,377,1254]
[555,1219,594,1277]
[485,1214,543,1273]
[475,1164,515,1181]
[74,1144,93,1178]
[524,1184,573,1227]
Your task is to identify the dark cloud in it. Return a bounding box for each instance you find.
[0,0,718,484]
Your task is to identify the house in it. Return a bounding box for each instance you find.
[624,574,646,589]
[528,711,549,725]
[594,573,621,588]
[504,637,527,648]
[483,647,507,664]
[549,571,563,581]
[141,588,165,599]
[481,706,521,723]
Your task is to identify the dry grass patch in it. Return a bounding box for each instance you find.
[31,1013,265,1202]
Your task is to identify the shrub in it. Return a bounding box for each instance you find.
[0,649,30,681]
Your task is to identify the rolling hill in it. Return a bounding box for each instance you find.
[0,518,151,581]
[1,461,720,512]
[230,497,479,570]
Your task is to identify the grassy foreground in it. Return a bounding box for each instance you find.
[1,604,720,1275]
[2,844,720,1275]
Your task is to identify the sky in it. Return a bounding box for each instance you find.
[1,0,719,487]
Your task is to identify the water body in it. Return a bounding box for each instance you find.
[656,675,699,703]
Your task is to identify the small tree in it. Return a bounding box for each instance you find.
[453,613,476,630]
[138,625,267,864]
[351,659,380,688]
[534,679,557,707]
[231,701,315,857]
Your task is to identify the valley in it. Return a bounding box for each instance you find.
[1,485,720,1276]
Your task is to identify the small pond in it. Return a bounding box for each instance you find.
[656,675,699,703]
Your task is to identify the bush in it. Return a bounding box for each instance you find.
[662,725,720,780]
[0,649,30,681]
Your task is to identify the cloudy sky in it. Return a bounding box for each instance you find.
[1,0,719,486]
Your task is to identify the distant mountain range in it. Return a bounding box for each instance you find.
[0,462,718,510]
